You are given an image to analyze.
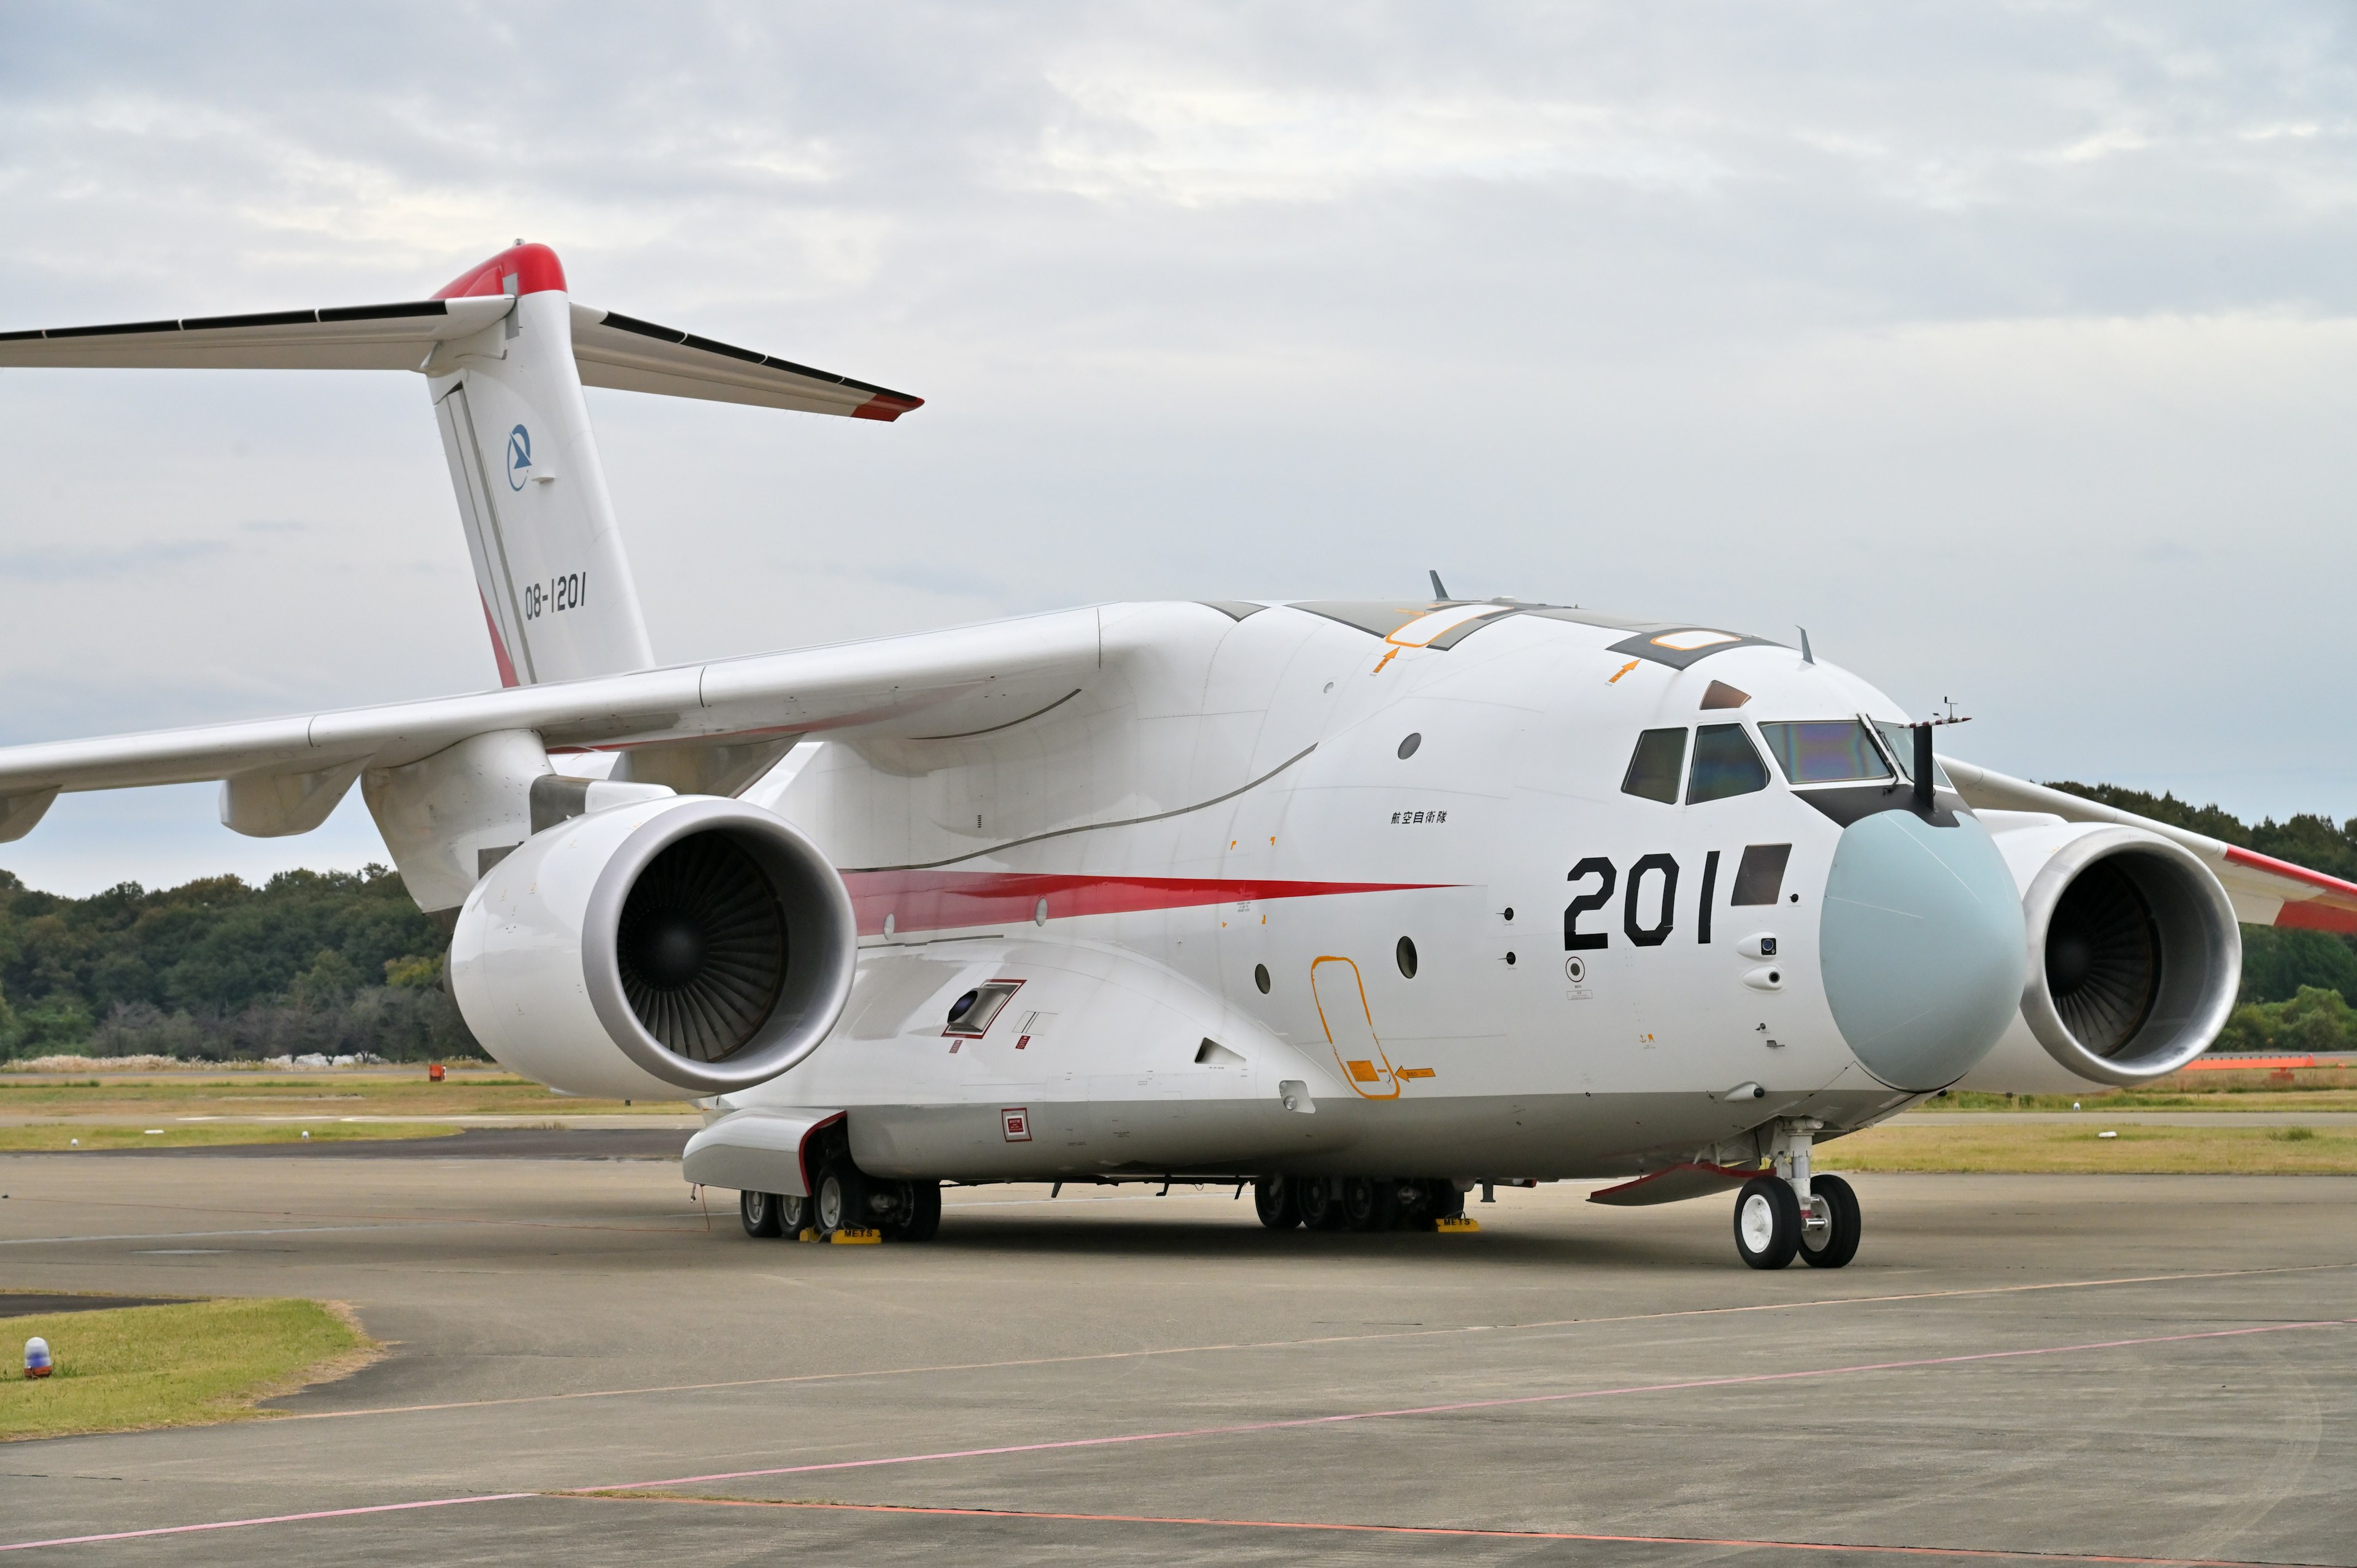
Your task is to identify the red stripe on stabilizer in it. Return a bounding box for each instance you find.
[850,392,925,422]
[838,871,1447,938]
[2222,846,2357,930]
[480,593,521,689]
[433,242,568,301]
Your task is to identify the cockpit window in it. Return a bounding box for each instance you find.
[1687,723,1769,803]
[1759,720,1892,786]
[1620,727,1687,804]
[1871,720,1954,789]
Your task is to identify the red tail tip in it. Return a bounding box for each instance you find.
[434,242,568,301]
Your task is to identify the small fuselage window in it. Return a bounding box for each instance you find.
[1620,727,1687,804]
[1686,723,1769,803]
[1759,720,1893,786]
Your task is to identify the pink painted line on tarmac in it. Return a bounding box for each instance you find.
[602,1318,2357,1491]
[10,1319,2350,1554]
[0,1493,534,1553]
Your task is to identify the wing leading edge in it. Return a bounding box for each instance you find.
[0,610,1102,843]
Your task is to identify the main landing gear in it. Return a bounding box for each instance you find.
[1255,1176,1465,1233]
[740,1151,941,1243]
[1733,1119,1860,1270]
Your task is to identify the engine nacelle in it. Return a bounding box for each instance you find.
[1962,821,2242,1091]
[450,795,858,1100]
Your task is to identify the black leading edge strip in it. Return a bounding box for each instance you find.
[184,308,322,331]
[317,299,450,322]
[595,310,917,401]
[43,319,184,338]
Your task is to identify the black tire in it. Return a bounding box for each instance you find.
[1798,1173,1860,1269]
[1297,1178,1347,1230]
[880,1180,941,1242]
[1425,1181,1466,1221]
[1253,1176,1301,1230]
[1342,1176,1399,1232]
[739,1190,783,1238]
[778,1192,810,1235]
[1733,1174,1802,1270]
[815,1161,868,1236]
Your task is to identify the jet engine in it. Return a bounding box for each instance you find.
[1966,822,2242,1089]
[449,795,858,1100]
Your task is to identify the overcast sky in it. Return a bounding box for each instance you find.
[2,2,2353,896]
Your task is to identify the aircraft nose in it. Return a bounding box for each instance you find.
[1818,810,2027,1091]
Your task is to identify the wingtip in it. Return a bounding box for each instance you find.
[852,392,925,421]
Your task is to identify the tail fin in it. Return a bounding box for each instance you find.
[1,241,922,690]
[426,245,650,686]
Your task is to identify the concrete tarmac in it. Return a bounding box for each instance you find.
[1,1153,2351,1566]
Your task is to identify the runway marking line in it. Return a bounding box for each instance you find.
[564,1493,2334,1567]
[598,1318,2355,1491]
[0,1494,535,1554]
[277,1259,2357,1424]
[6,1319,2348,1554]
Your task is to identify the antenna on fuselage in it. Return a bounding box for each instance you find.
[1797,626,1814,664]
[1429,570,1450,601]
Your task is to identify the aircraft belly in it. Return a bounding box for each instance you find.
[843,1083,1904,1183]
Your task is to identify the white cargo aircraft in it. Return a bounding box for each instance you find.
[7,245,2354,1269]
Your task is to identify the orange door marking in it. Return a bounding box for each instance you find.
[1310,956,1401,1100]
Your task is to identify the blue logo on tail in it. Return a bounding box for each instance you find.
[506,425,532,490]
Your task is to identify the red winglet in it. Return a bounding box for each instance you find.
[434,242,568,301]
[851,392,926,422]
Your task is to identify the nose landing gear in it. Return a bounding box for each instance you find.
[1733,1119,1861,1269]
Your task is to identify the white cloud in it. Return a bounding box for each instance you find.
[3,1,2356,894]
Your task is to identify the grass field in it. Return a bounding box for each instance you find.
[0,1068,677,1122]
[0,1297,374,1442]
[1821,1121,2357,1175]
[0,1122,464,1152]
[1936,1066,2357,1114]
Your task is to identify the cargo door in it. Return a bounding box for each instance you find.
[1310,956,1399,1100]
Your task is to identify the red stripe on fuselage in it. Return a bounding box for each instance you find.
[838,871,1448,938]
[479,593,521,689]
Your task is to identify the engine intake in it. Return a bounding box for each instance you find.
[2018,827,2240,1086]
[452,795,856,1099]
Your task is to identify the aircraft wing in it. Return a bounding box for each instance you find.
[0,610,1102,841]
[1940,757,2357,935]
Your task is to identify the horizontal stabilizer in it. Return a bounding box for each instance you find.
[573,307,921,420]
[0,297,514,371]
[1,293,919,419]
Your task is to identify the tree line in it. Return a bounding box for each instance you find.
[0,865,481,1062]
[2,783,2353,1062]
